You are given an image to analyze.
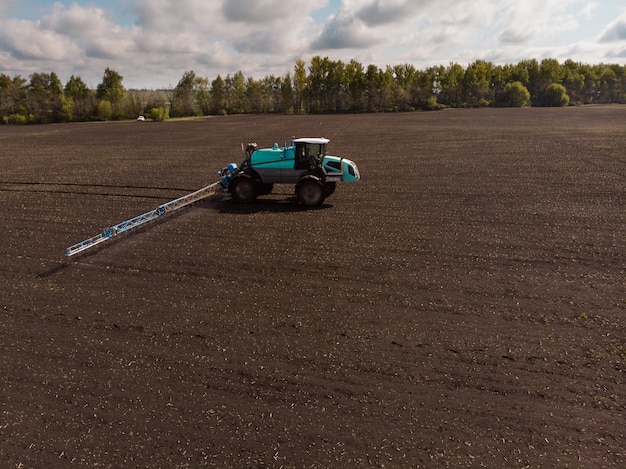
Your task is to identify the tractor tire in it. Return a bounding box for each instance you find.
[230,175,257,203]
[296,178,325,207]
[258,182,274,196]
[323,182,336,197]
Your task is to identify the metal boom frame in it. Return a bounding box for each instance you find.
[64,181,223,257]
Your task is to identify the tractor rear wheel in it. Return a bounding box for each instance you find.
[230,175,257,203]
[323,182,336,197]
[296,178,325,207]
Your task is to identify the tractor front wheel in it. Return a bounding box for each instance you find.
[296,178,325,207]
[258,182,274,196]
[230,175,257,203]
[323,182,336,197]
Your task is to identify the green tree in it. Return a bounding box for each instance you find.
[223,71,247,114]
[97,99,113,120]
[123,90,146,119]
[437,63,464,107]
[8,58,626,120]
[581,64,600,103]
[210,75,225,114]
[365,64,379,111]
[539,59,564,85]
[262,75,282,113]
[506,62,530,86]
[65,75,96,121]
[490,65,509,104]
[96,68,126,118]
[598,64,619,103]
[293,58,307,114]
[500,81,531,107]
[539,83,570,106]
[96,68,125,102]
[534,58,564,104]
[246,77,263,113]
[195,77,211,115]
[345,59,366,112]
[0,74,27,121]
[307,56,329,113]
[562,60,585,104]
[326,59,346,112]
[463,60,494,106]
[27,72,63,123]
[281,72,294,113]
[306,56,350,113]
[365,64,393,111]
[149,106,169,121]
[389,63,417,111]
[65,75,89,99]
[518,59,541,103]
[171,70,198,117]
[58,96,74,122]
[608,64,626,103]
[412,68,436,109]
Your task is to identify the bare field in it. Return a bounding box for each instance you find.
[1,107,625,468]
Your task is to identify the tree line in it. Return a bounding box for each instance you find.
[2,57,625,124]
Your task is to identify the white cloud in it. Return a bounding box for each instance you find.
[133,0,221,31]
[310,10,381,50]
[0,0,623,89]
[496,0,583,47]
[222,0,320,23]
[40,3,113,38]
[0,19,81,61]
[353,0,432,27]
[498,29,534,45]
[0,0,19,17]
[598,15,626,42]
[605,46,626,58]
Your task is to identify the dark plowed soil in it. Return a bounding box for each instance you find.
[1,107,624,468]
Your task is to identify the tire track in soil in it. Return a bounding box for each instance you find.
[0,181,194,200]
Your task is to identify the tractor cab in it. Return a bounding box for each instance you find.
[293,137,328,170]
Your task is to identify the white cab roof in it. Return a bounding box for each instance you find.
[293,137,330,144]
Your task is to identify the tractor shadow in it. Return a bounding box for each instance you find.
[202,194,333,214]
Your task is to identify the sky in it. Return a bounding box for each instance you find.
[1,0,626,90]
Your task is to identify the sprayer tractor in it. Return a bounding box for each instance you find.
[64,137,359,257]
[220,137,360,207]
